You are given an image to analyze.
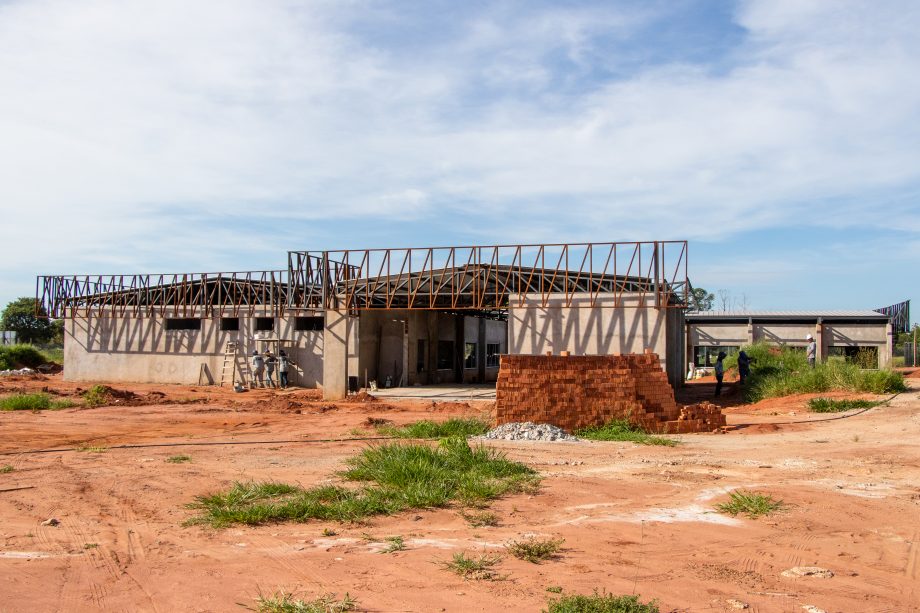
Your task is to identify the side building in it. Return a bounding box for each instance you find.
[686,310,894,370]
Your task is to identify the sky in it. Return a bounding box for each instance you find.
[1,0,918,319]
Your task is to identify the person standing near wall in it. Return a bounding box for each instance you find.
[264,350,277,388]
[714,351,726,397]
[277,350,294,389]
[737,350,753,384]
[806,334,817,368]
[251,350,265,388]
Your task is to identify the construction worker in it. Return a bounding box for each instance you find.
[264,350,277,388]
[251,350,265,388]
[806,334,817,368]
[714,351,727,397]
[278,350,295,389]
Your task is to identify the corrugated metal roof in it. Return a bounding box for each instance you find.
[687,310,889,319]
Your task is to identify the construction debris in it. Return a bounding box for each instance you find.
[480,422,580,442]
[0,368,36,377]
[781,566,834,579]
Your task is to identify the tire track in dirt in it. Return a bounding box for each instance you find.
[244,532,331,592]
[906,531,919,580]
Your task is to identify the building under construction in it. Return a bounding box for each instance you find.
[37,241,690,399]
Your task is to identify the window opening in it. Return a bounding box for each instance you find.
[437,341,454,370]
[464,342,477,369]
[165,318,201,331]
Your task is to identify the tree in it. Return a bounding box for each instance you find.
[690,287,714,311]
[1,297,54,344]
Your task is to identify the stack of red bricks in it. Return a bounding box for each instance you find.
[496,353,726,434]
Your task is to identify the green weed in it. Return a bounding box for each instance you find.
[83,543,98,550]
[440,551,504,580]
[166,455,192,463]
[808,398,879,413]
[0,344,48,370]
[506,536,565,563]
[728,342,906,402]
[0,393,73,411]
[544,591,659,613]
[0,464,14,473]
[76,445,108,453]
[546,586,563,594]
[254,590,357,613]
[377,417,491,439]
[575,420,676,446]
[461,509,499,527]
[187,437,538,527]
[83,385,111,408]
[381,535,405,553]
[715,490,784,519]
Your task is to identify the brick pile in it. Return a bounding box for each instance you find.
[495,353,725,434]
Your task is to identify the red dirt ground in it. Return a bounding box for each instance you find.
[2,374,919,612]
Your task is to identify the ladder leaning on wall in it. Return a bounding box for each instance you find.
[219,341,239,387]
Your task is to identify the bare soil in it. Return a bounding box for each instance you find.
[1,374,919,612]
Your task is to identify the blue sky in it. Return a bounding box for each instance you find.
[1,0,918,319]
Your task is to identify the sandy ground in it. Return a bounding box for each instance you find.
[1,375,919,612]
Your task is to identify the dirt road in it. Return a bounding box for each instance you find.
[1,376,918,612]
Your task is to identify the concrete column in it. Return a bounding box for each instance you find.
[401,319,409,387]
[477,317,486,383]
[815,318,824,363]
[427,312,438,383]
[454,316,464,383]
[883,322,893,367]
[323,309,349,400]
[747,317,754,345]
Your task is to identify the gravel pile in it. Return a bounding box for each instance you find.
[479,422,580,442]
[0,368,36,377]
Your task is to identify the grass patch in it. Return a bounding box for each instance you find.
[545,591,659,613]
[254,590,357,613]
[506,536,565,563]
[83,543,98,550]
[0,464,14,473]
[461,509,499,527]
[808,398,879,413]
[575,420,676,446]
[377,417,490,439]
[727,342,906,402]
[0,393,73,411]
[187,437,538,527]
[76,445,108,453]
[440,551,504,580]
[715,490,784,519]
[546,586,563,594]
[380,535,405,553]
[166,455,192,463]
[83,385,112,408]
[0,344,49,370]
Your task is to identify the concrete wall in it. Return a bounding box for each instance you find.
[507,293,683,387]
[688,320,892,367]
[64,312,325,386]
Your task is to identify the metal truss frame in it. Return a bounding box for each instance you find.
[37,241,688,318]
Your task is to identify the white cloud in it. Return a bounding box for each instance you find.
[1,0,919,307]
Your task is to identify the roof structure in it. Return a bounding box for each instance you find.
[38,240,690,318]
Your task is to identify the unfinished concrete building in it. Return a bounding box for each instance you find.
[686,310,894,370]
[38,241,690,398]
